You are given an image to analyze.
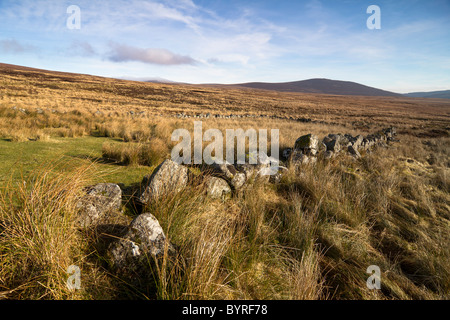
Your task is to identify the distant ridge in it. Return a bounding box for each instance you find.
[404,90,450,99]
[231,78,401,97]
[3,62,447,99]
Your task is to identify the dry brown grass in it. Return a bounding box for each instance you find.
[1,62,449,134]
[0,161,94,299]
[0,63,449,300]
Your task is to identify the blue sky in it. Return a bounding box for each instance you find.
[0,0,449,93]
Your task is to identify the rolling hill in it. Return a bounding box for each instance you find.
[231,78,401,97]
[404,90,450,99]
[3,62,448,100]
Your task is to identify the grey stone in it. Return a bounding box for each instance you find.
[209,162,247,189]
[361,138,372,150]
[107,213,174,273]
[324,150,334,159]
[289,150,314,167]
[294,134,319,155]
[210,162,237,180]
[236,163,256,180]
[348,145,361,159]
[246,150,281,181]
[327,134,341,141]
[139,159,189,204]
[236,162,277,184]
[231,172,246,189]
[353,135,364,149]
[383,127,397,139]
[323,136,341,152]
[268,166,288,184]
[282,148,292,160]
[76,183,122,228]
[335,134,351,147]
[205,177,232,199]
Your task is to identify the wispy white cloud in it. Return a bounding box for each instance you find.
[0,0,448,91]
[108,42,198,65]
[141,0,201,32]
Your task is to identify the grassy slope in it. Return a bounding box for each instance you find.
[0,64,449,300]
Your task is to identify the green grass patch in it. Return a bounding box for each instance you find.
[0,137,152,187]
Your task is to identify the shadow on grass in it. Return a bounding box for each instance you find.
[80,176,165,300]
[121,181,146,217]
[81,222,158,299]
[89,130,124,141]
[68,154,127,166]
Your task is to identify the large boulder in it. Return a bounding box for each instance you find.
[294,134,319,155]
[76,183,122,228]
[205,176,232,199]
[107,213,174,274]
[139,159,189,204]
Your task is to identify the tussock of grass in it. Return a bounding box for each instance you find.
[0,161,95,299]
[0,64,449,300]
[102,140,169,167]
[1,135,448,300]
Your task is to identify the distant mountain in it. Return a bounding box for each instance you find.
[143,77,182,84]
[3,62,446,99]
[118,76,179,84]
[404,90,450,99]
[231,78,401,97]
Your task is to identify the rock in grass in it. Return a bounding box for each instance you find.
[289,149,314,167]
[282,148,292,161]
[235,163,256,180]
[205,176,232,199]
[209,162,247,190]
[323,136,341,153]
[139,159,189,204]
[348,145,361,159]
[294,134,319,155]
[210,162,237,179]
[323,150,334,159]
[352,135,364,149]
[230,172,246,189]
[268,166,288,184]
[107,213,174,274]
[383,127,397,140]
[76,183,122,228]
